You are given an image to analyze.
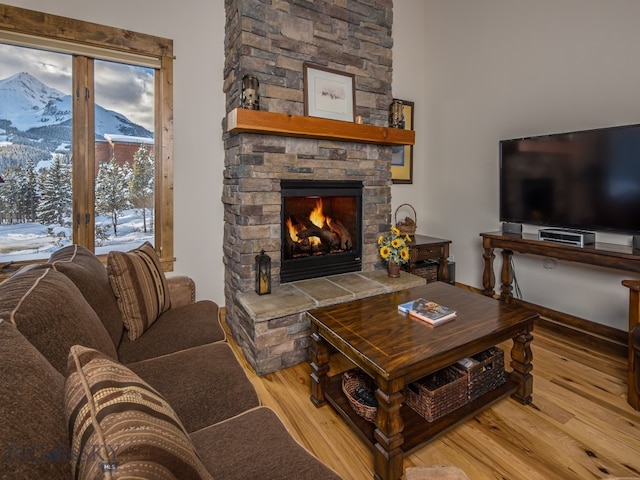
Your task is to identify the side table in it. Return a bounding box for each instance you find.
[404,234,452,283]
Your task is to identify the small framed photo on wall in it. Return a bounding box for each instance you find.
[391,99,414,184]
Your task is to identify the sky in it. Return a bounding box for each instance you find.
[0,42,154,131]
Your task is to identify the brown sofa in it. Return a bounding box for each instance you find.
[0,244,341,479]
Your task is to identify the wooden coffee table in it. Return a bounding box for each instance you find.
[308,282,537,480]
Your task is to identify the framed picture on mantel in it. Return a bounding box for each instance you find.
[391,99,414,184]
[303,63,355,122]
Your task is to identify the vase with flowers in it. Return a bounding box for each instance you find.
[378,226,411,277]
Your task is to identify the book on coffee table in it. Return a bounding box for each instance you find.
[398,298,457,325]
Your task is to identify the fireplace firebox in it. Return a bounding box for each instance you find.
[280,180,363,283]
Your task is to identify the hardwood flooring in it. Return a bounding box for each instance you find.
[222,308,640,479]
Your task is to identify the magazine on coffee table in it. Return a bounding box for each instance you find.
[398,298,457,325]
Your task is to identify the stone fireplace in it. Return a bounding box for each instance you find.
[222,0,414,374]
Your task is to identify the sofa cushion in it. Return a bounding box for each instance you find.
[50,244,124,347]
[190,406,343,480]
[0,319,70,479]
[128,342,260,433]
[0,266,117,375]
[107,242,171,341]
[117,300,225,364]
[65,345,212,480]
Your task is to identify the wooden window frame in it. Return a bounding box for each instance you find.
[0,4,175,270]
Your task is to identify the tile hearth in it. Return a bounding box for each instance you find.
[239,271,425,321]
[233,272,425,375]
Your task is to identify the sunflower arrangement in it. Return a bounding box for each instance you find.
[377,226,411,264]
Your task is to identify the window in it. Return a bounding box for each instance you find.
[93,59,156,253]
[0,5,174,273]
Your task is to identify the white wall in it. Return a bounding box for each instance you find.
[392,0,640,330]
[5,0,640,329]
[3,0,228,305]
[390,1,431,229]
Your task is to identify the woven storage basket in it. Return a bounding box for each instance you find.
[395,203,417,236]
[342,370,377,423]
[454,347,506,402]
[413,260,438,283]
[403,366,468,422]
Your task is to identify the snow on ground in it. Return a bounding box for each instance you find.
[0,208,153,262]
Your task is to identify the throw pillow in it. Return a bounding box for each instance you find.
[64,345,212,480]
[107,242,171,341]
[51,244,124,347]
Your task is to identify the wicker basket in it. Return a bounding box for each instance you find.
[395,203,417,236]
[342,370,377,423]
[403,366,468,422]
[454,347,506,402]
[412,260,438,283]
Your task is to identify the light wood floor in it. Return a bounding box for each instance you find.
[222,309,640,479]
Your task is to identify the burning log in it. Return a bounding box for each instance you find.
[327,218,352,250]
[296,220,338,249]
[284,196,355,257]
[285,229,312,254]
[286,214,342,253]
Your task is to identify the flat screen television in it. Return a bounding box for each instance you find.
[499,124,640,236]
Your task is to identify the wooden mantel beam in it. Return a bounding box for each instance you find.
[226,108,415,146]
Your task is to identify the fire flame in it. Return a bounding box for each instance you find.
[309,199,326,228]
[286,197,354,256]
[287,198,326,247]
[286,218,299,242]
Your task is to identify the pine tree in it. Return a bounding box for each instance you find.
[18,160,39,222]
[0,170,7,224]
[14,165,26,223]
[37,155,71,227]
[95,158,130,237]
[0,161,42,224]
[0,167,20,224]
[128,144,154,233]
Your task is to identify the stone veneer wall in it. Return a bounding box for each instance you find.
[223,0,395,374]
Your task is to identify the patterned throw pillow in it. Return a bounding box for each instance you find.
[64,345,212,480]
[107,242,171,341]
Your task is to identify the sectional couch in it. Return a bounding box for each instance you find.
[0,243,341,479]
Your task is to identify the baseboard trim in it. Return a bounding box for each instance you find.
[457,283,627,359]
[512,297,627,358]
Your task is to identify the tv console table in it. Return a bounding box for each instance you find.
[480,231,640,303]
[481,231,640,413]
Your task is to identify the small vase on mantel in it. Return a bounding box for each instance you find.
[387,261,401,278]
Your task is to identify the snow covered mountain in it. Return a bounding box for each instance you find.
[0,72,152,138]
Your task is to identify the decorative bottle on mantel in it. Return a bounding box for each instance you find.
[241,74,260,110]
[389,99,404,129]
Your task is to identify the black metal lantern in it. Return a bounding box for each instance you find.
[255,250,271,295]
